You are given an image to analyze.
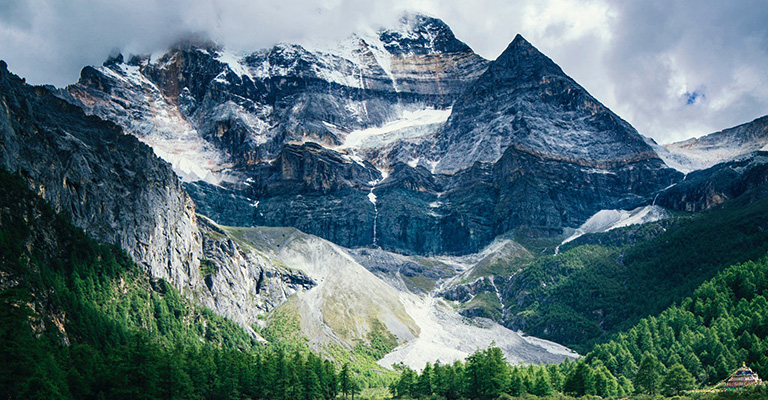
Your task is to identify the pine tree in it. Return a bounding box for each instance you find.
[339,363,353,399]
[531,368,554,397]
[304,368,324,400]
[464,352,482,399]
[322,360,338,400]
[661,363,695,396]
[432,362,448,399]
[563,362,595,397]
[287,351,305,400]
[390,367,415,398]
[415,363,433,398]
[546,363,564,392]
[449,360,465,399]
[274,349,291,400]
[593,363,618,398]
[508,368,525,397]
[635,352,663,395]
[481,347,509,399]
[157,346,193,400]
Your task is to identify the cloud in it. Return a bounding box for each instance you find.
[0,0,766,143]
[598,0,768,142]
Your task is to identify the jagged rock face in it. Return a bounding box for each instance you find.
[657,152,768,212]
[64,14,488,180]
[249,142,382,196]
[375,13,488,101]
[489,147,678,233]
[200,37,682,256]
[243,143,381,248]
[0,61,202,288]
[182,181,256,226]
[368,150,677,255]
[196,218,315,332]
[64,43,251,183]
[0,62,315,335]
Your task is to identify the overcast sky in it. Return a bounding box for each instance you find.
[1,0,766,144]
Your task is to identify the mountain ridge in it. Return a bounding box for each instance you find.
[428,33,662,173]
[60,19,681,256]
[662,114,768,172]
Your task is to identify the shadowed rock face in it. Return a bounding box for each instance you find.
[60,17,680,256]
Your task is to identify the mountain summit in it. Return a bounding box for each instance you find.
[378,13,473,55]
[62,18,679,255]
[431,34,661,173]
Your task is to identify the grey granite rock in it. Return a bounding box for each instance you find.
[0,61,313,334]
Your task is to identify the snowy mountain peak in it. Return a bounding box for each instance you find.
[430,34,664,173]
[378,12,473,55]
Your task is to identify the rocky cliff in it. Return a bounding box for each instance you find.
[0,61,313,333]
[0,60,202,287]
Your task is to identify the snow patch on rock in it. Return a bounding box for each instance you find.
[216,50,251,78]
[88,64,233,185]
[340,107,451,149]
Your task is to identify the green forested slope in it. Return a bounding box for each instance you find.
[586,254,768,386]
[0,169,350,399]
[503,197,768,350]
